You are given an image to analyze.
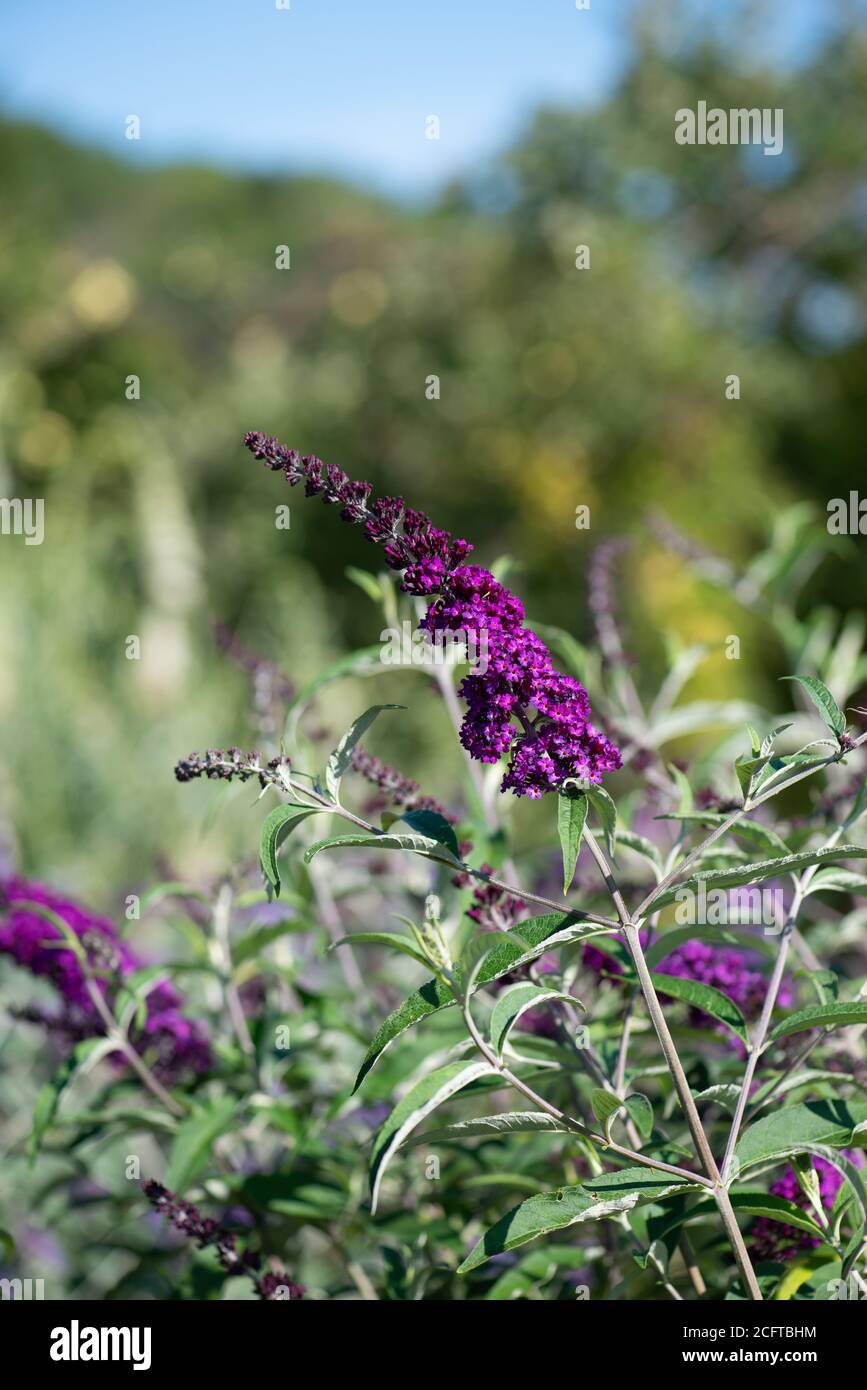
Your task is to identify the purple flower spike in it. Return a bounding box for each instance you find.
[244,432,621,797]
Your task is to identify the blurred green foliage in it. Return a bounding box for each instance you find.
[1,6,866,900]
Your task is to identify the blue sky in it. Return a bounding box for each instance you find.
[0,0,852,197]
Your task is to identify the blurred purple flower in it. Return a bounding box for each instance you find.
[750,1152,863,1262]
[0,876,212,1083]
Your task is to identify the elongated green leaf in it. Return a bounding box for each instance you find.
[458,1168,695,1273]
[165,1096,237,1193]
[370,1061,494,1212]
[344,565,384,603]
[557,792,587,893]
[260,805,318,896]
[304,830,461,867]
[616,830,663,876]
[734,1100,867,1173]
[352,912,607,1091]
[329,932,430,969]
[398,808,461,860]
[232,918,309,967]
[490,983,579,1059]
[675,1191,827,1240]
[624,1093,654,1141]
[781,675,846,738]
[768,1001,867,1044]
[28,1038,113,1163]
[586,785,617,860]
[805,868,867,897]
[651,845,867,910]
[650,971,749,1043]
[402,1111,571,1147]
[325,704,404,800]
[655,813,790,857]
[590,1088,625,1138]
[692,1083,742,1114]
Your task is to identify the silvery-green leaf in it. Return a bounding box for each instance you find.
[259,805,318,896]
[402,1111,570,1147]
[304,830,460,867]
[457,1168,695,1273]
[649,971,749,1044]
[650,845,867,911]
[329,932,431,969]
[352,912,607,1091]
[734,1100,867,1174]
[370,1061,495,1212]
[325,704,404,800]
[781,675,846,738]
[490,982,580,1059]
[767,1001,867,1045]
[585,785,617,860]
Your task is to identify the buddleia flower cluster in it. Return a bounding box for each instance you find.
[0,877,212,1083]
[244,431,621,798]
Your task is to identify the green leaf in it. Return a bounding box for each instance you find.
[624,1093,654,1142]
[259,805,318,896]
[654,813,790,858]
[352,911,606,1091]
[586,785,617,860]
[681,1191,827,1240]
[650,844,867,910]
[344,566,384,604]
[590,1088,624,1138]
[781,675,846,738]
[325,704,404,800]
[734,1100,867,1174]
[397,808,461,860]
[616,830,663,876]
[649,971,749,1043]
[557,791,587,893]
[304,830,461,868]
[370,1061,494,1212]
[28,1038,112,1163]
[667,763,694,816]
[486,1245,591,1300]
[457,1168,695,1273]
[165,1096,237,1193]
[329,932,431,969]
[232,917,309,967]
[767,1002,867,1044]
[401,1111,571,1147]
[692,1083,742,1114]
[804,868,867,897]
[490,983,580,1059]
